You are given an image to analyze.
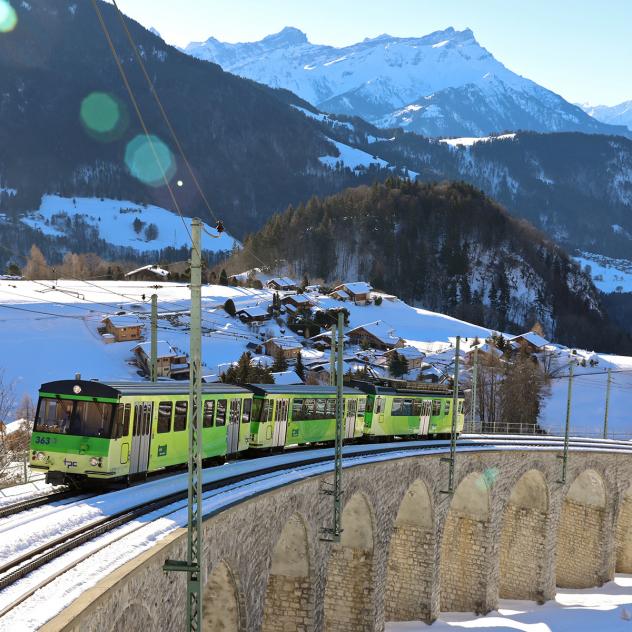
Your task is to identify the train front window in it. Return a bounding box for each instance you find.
[35,398,114,437]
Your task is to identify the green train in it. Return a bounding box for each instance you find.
[30,379,464,486]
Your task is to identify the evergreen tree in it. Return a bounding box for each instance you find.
[388,352,409,378]
[295,352,305,381]
[223,298,236,317]
[132,217,144,234]
[222,352,274,385]
[272,347,288,372]
[219,269,228,286]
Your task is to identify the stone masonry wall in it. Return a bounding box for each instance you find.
[556,499,604,588]
[262,575,311,632]
[616,496,632,572]
[324,547,374,631]
[499,505,547,600]
[440,514,489,613]
[384,525,434,622]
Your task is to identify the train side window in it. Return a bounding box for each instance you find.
[458,401,464,414]
[242,399,252,424]
[158,401,172,433]
[391,398,404,416]
[412,400,422,416]
[315,399,326,418]
[375,397,384,414]
[230,399,241,424]
[203,400,215,428]
[292,399,304,420]
[444,400,450,415]
[432,400,441,416]
[358,398,366,415]
[174,401,188,432]
[326,398,336,418]
[216,399,227,427]
[115,403,131,438]
[303,399,315,420]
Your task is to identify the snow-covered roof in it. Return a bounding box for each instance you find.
[330,289,349,299]
[133,340,182,358]
[236,305,270,318]
[466,342,502,357]
[105,315,143,328]
[384,345,424,359]
[282,293,311,304]
[272,370,303,385]
[266,337,303,350]
[125,264,169,278]
[335,281,372,295]
[267,277,296,289]
[348,320,401,346]
[508,331,550,348]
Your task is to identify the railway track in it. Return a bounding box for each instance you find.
[0,490,82,520]
[1,435,631,621]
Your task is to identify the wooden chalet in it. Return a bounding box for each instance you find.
[507,331,550,353]
[266,277,297,291]
[281,294,313,312]
[103,315,144,342]
[383,345,425,369]
[347,320,403,351]
[264,337,304,360]
[133,341,190,379]
[236,305,271,323]
[331,281,372,305]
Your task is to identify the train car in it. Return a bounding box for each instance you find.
[30,379,253,486]
[353,382,465,438]
[247,384,367,448]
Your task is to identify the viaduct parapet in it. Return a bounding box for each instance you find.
[43,448,632,631]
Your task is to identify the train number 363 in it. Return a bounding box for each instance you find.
[35,436,56,445]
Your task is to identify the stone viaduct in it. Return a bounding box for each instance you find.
[43,447,632,632]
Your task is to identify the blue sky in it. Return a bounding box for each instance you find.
[116,0,631,106]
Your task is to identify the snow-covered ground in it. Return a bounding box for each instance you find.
[17,195,238,253]
[575,252,632,294]
[438,133,517,148]
[387,575,632,631]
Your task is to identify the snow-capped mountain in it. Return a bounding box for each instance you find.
[185,27,629,138]
[581,100,632,132]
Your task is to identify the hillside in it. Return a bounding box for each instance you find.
[186,26,629,139]
[232,180,631,352]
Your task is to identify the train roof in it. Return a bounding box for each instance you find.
[247,384,363,397]
[349,380,461,397]
[39,380,251,399]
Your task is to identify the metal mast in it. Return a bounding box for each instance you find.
[442,335,461,494]
[164,218,204,631]
[603,368,612,439]
[559,361,574,484]
[150,293,158,382]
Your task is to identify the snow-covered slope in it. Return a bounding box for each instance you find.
[18,195,237,254]
[185,27,628,138]
[582,100,632,132]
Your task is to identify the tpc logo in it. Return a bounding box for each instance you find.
[64,458,78,468]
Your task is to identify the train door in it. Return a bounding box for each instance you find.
[272,399,289,447]
[345,399,357,439]
[419,400,432,435]
[227,399,242,454]
[130,402,153,474]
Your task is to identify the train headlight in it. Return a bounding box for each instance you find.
[90,457,98,467]
[36,452,45,461]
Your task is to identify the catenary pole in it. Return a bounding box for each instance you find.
[559,362,574,484]
[329,323,336,387]
[471,347,478,432]
[163,219,203,631]
[333,310,345,540]
[603,368,612,439]
[441,336,461,494]
[150,293,158,382]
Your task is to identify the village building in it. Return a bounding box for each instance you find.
[347,320,404,351]
[264,337,304,360]
[281,294,313,311]
[383,345,425,370]
[124,264,169,280]
[132,341,189,379]
[309,331,350,350]
[235,305,272,323]
[266,277,297,291]
[464,341,503,363]
[507,331,550,353]
[331,281,373,305]
[103,315,144,342]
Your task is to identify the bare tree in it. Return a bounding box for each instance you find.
[0,371,16,484]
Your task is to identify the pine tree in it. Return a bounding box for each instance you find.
[223,298,236,317]
[295,352,305,381]
[219,269,228,286]
[272,347,288,372]
[388,352,409,378]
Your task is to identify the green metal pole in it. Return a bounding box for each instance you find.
[559,362,574,484]
[333,310,345,541]
[150,293,158,382]
[603,368,612,439]
[471,347,478,432]
[163,219,203,631]
[329,323,336,387]
[442,336,460,494]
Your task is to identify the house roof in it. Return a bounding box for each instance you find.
[271,370,304,385]
[266,337,304,350]
[466,342,502,357]
[133,340,182,359]
[125,264,169,278]
[282,293,311,304]
[335,281,373,295]
[105,315,144,328]
[267,276,296,288]
[330,289,349,299]
[348,320,401,346]
[508,331,549,348]
[384,346,424,360]
[236,305,270,318]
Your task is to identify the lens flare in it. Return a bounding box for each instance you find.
[0,1,17,33]
[477,467,499,491]
[80,92,128,142]
[125,134,176,187]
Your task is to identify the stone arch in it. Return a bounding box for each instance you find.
[556,468,607,588]
[202,560,243,632]
[440,471,491,613]
[262,513,312,632]
[616,484,632,572]
[384,479,435,622]
[324,492,375,631]
[109,602,155,632]
[499,469,549,600]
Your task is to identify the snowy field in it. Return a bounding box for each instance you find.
[387,575,632,631]
[575,252,632,294]
[0,280,631,436]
